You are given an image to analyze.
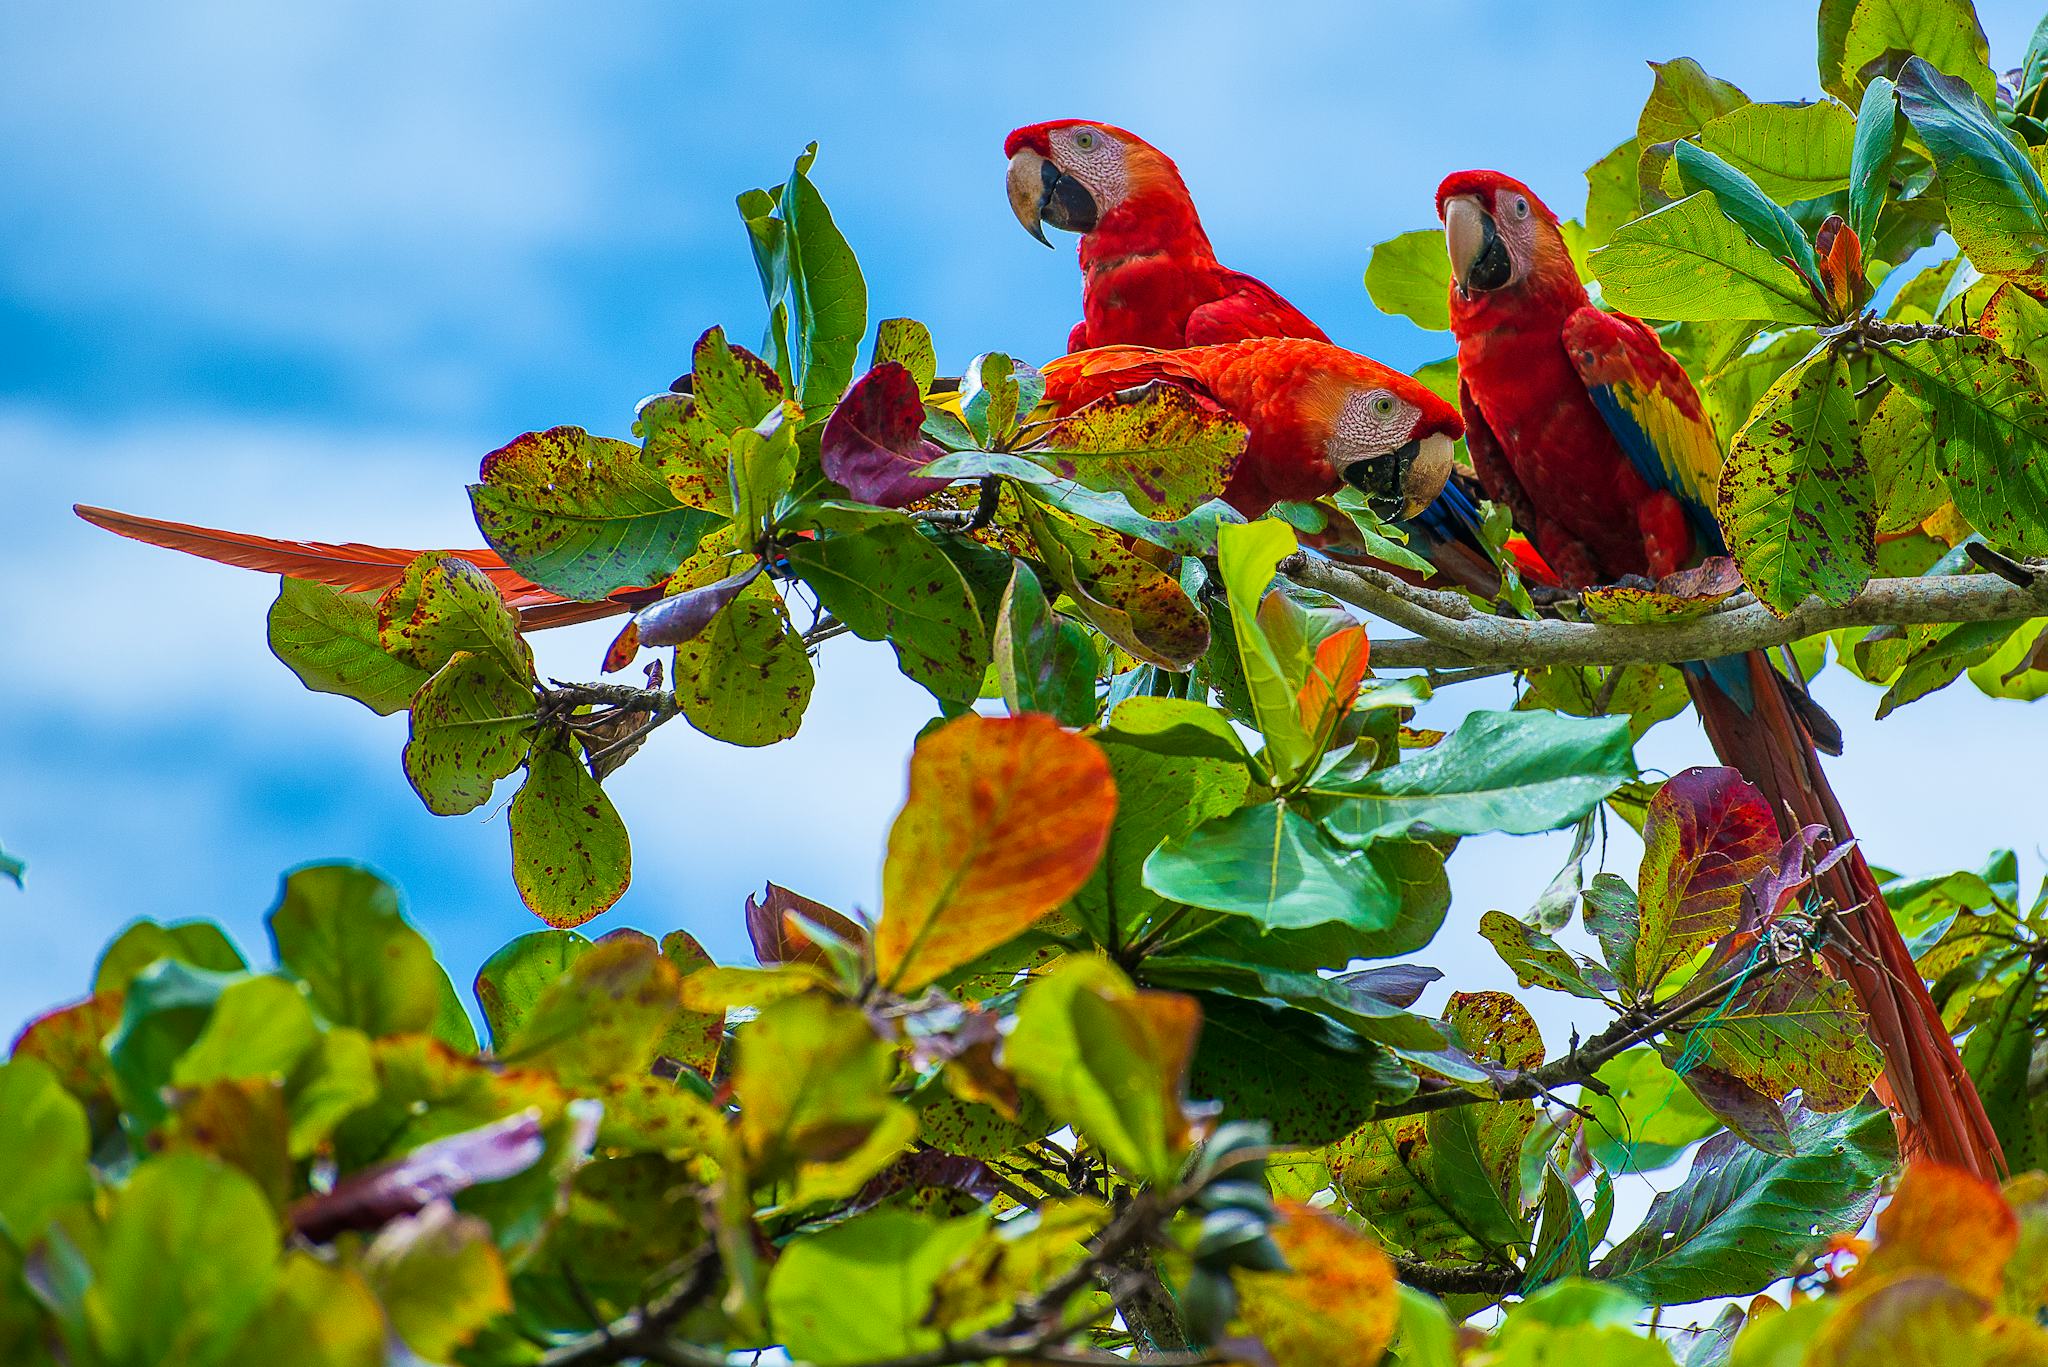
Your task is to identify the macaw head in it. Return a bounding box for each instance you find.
[1435,170,1578,304]
[1313,365,1464,520]
[1004,120,1188,247]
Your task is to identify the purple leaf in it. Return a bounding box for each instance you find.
[289,1109,547,1242]
[1336,963,1443,1009]
[847,1148,1001,1215]
[744,882,867,968]
[632,563,764,647]
[820,363,951,507]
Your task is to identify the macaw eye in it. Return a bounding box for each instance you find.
[1074,129,1098,152]
[1512,195,1531,220]
[1371,394,1396,417]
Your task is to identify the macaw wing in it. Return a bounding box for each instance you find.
[1183,270,1329,345]
[1036,345,1223,418]
[1562,307,1726,556]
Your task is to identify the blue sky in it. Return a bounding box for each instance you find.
[6,0,2047,1076]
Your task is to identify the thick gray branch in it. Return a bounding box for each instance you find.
[1280,554,2048,671]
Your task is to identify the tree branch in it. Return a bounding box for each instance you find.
[1390,1253,1523,1297]
[540,1246,725,1367]
[1281,554,2048,672]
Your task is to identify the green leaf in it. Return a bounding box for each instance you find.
[1581,1048,1722,1175]
[728,414,799,537]
[0,842,20,890]
[266,579,431,715]
[1639,58,1750,151]
[1010,490,1209,669]
[1143,799,1404,932]
[224,1253,384,1367]
[993,562,1098,728]
[639,328,783,516]
[1216,518,1313,779]
[1850,77,1900,248]
[1071,732,1249,955]
[106,959,241,1130]
[672,574,815,744]
[1592,192,1822,323]
[509,737,632,929]
[1865,382,1950,534]
[1960,970,2048,1171]
[500,935,679,1082]
[1876,616,2025,717]
[1008,956,1199,1183]
[1139,957,1444,1049]
[1697,100,1857,204]
[172,975,320,1090]
[1879,335,2048,553]
[1581,139,1646,249]
[1818,0,1994,107]
[94,919,246,995]
[1477,911,1613,1000]
[376,553,530,682]
[0,1059,91,1247]
[360,1202,511,1362]
[1191,994,1418,1147]
[782,149,868,417]
[735,992,917,1204]
[283,1026,378,1157]
[473,930,594,1051]
[1365,229,1452,332]
[784,514,988,703]
[765,1210,990,1366]
[1163,837,1453,970]
[1027,382,1245,519]
[87,1153,281,1367]
[469,426,718,601]
[267,863,446,1038]
[1593,1102,1896,1304]
[1671,140,1823,295]
[1678,961,1883,1113]
[874,317,936,396]
[1313,710,1636,845]
[402,651,536,816]
[1896,57,2048,281]
[1718,347,1873,612]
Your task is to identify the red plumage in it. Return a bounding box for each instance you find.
[1439,170,2002,1179]
[1039,338,1463,516]
[1005,120,1328,350]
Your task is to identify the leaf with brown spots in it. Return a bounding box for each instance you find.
[638,326,784,515]
[1006,956,1200,1183]
[654,930,723,1080]
[1880,335,2048,555]
[508,737,631,929]
[469,425,720,602]
[1719,347,1874,614]
[1582,557,1745,624]
[403,650,537,816]
[734,993,916,1204]
[1011,488,1209,670]
[671,575,814,746]
[1233,1202,1399,1367]
[874,714,1115,993]
[1026,382,1246,519]
[1677,957,1881,1112]
[376,553,532,680]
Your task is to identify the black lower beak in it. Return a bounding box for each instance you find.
[1039,160,1099,235]
[1342,439,1421,519]
[1462,214,1512,295]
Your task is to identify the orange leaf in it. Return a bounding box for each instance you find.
[875,714,1116,991]
[1233,1201,1397,1367]
[1295,625,1370,742]
[1861,1162,2018,1302]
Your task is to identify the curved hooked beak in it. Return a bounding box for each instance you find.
[1340,432,1458,521]
[1007,148,1098,246]
[1444,197,1513,297]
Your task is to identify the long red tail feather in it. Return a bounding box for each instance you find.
[71,504,624,623]
[1688,652,2004,1180]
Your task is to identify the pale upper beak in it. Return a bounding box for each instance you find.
[1444,196,1512,295]
[1007,148,1099,246]
[1339,431,1457,521]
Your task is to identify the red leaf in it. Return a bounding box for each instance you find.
[820,363,951,507]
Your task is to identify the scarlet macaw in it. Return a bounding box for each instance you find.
[1005,119,1553,590]
[1038,338,1461,519]
[1437,169,2001,1178]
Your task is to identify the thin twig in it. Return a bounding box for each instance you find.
[541,1246,724,1367]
